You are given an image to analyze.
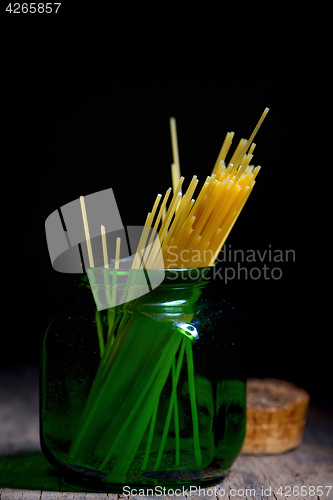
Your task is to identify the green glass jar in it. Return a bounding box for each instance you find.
[40,267,246,492]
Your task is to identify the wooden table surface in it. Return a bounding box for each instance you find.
[1,365,332,500]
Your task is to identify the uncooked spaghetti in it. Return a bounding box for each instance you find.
[132,108,268,270]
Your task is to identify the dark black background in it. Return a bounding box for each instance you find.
[0,3,328,404]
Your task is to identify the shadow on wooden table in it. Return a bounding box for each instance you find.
[0,451,87,492]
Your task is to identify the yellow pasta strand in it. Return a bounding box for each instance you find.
[115,237,121,269]
[101,225,109,268]
[80,196,94,268]
[212,131,235,174]
[131,212,152,269]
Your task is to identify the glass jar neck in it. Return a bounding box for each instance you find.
[86,267,213,311]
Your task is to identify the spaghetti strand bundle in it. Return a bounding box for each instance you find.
[132,108,268,270]
[79,109,268,272]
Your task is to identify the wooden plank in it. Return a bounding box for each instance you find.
[1,365,333,499]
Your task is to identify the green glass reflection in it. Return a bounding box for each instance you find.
[40,268,246,492]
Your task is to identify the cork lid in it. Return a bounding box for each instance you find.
[246,378,310,410]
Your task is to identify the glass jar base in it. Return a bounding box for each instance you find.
[61,471,229,494]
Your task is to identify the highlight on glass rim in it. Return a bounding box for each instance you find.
[41,108,269,491]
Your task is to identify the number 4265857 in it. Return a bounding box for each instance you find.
[6,3,61,13]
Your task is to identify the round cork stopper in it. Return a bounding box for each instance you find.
[241,378,310,455]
